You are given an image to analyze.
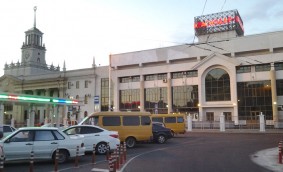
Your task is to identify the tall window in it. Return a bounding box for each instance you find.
[205,68,231,101]
[119,89,140,111]
[68,82,72,89]
[84,95,88,104]
[76,81,79,89]
[85,81,89,88]
[277,80,283,96]
[145,87,167,114]
[101,78,113,111]
[237,81,272,120]
[172,85,199,113]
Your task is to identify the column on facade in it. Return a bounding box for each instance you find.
[29,104,35,127]
[270,63,278,124]
[63,105,67,126]
[0,103,4,125]
[56,105,60,127]
[140,76,145,112]
[113,77,119,112]
[31,90,37,126]
[45,89,51,123]
[167,76,173,113]
[58,85,65,123]
[50,105,55,125]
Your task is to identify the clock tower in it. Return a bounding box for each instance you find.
[21,6,46,66]
[4,6,60,76]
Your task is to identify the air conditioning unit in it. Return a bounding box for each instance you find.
[163,79,167,83]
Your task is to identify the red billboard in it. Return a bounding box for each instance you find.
[194,9,244,36]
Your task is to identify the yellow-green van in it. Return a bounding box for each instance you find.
[151,114,186,136]
[79,111,153,148]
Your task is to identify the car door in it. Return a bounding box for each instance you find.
[79,126,103,151]
[3,130,33,161]
[33,130,58,159]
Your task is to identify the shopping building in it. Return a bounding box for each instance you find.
[109,10,283,127]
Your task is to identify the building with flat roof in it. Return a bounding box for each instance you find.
[109,10,283,127]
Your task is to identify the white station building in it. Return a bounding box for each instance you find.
[0,8,283,128]
[109,10,283,127]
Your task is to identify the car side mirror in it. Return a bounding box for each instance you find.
[0,131,3,139]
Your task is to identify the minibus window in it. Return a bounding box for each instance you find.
[165,117,176,123]
[141,116,151,125]
[102,116,121,126]
[177,117,184,123]
[152,117,163,123]
[84,116,99,125]
[123,116,140,126]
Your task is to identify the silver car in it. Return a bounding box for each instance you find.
[0,127,85,163]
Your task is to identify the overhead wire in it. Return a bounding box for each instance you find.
[192,0,208,44]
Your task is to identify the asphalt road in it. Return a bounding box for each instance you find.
[3,132,282,172]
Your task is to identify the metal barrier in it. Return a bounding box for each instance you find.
[191,121,283,132]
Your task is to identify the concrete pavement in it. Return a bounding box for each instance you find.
[251,147,283,172]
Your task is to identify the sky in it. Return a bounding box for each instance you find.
[0,0,283,76]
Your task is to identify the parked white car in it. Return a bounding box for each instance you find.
[63,125,120,155]
[0,127,85,163]
[0,125,17,138]
[41,123,67,130]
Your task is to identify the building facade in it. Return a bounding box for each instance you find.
[110,10,283,127]
[0,8,282,128]
[0,7,109,127]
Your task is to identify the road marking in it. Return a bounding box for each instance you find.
[120,147,169,172]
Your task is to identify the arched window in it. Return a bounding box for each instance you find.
[205,68,231,101]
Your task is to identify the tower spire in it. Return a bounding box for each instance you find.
[34,6,37,28]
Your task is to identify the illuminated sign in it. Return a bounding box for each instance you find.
[194,9,244,36]
[0,92,78,105]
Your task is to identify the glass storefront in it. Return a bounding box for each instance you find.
[172,85,199,114]
[237,81,272,120]
[144,87,167,114]
[119,89,140,111]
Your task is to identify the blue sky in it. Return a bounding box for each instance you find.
[0,0,282,76]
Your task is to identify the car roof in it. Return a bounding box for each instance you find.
[63,125,107,131]
[18,127,59,130]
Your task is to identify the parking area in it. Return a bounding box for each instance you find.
[2,132,283,172]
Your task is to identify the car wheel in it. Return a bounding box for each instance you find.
[96,142,108,155]
[171,130,175,137]
[53,149,69,164]
[157,134,166,144]
[126,137,136,148]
